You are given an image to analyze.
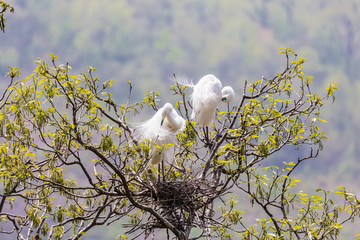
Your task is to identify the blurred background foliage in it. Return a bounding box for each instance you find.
[1,0,360,238]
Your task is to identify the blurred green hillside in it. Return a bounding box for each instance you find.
[1,0,360,238]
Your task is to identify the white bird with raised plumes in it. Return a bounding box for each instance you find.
[174,74,234,146]
[132,103,186,165]
[191,75,234,126]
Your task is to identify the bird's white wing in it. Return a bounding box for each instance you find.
[192,81,222,108]
[190,76,223,126]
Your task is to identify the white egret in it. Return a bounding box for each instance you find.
[132,103,186,165]
[175,74,234,146]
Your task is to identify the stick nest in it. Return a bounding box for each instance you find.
[145,178,219,230]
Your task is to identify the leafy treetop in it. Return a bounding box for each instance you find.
[0,49,358,240]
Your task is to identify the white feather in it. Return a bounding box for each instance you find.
[170,74,194,88]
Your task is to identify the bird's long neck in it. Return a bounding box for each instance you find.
[164,111,182,130]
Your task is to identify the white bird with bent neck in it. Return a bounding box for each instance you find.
[133,103,186,165]
[190,74,234,126]
[175,74,234,146]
